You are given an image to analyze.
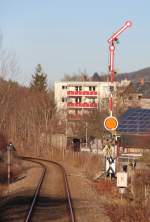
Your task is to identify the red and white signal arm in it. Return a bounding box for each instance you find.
[104,116,118,131]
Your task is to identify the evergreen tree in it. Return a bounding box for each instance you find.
[30,64,47,92]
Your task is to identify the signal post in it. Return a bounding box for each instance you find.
[103,20,132,178]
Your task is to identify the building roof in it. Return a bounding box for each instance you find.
[118,108,150,134]
[120,134,150,148]
[134,82,150,98]
[130,82,150,98]
[117,81,150,98]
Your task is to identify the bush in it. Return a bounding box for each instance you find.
[95,179,117,196]
[104,201,150,222]
[0,162,22,183]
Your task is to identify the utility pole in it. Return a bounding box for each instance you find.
[7,142,15,186]
[7,144,11,186]
[85,122,88,150]
[63,118,68,159]
[66,118,68,148]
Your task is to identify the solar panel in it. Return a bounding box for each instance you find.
[118,108,150,134]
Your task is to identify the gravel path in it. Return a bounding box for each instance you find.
[64,165,111,222]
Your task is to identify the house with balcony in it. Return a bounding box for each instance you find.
[54,81,116,120]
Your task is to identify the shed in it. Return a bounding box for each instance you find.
[117,108,150,153]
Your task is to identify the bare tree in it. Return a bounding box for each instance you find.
[62,72,90,81]
[0,50,20,80]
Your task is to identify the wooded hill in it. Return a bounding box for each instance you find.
[91,67,150,82]
[116,67,150,82]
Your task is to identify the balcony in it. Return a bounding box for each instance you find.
[67,91,97,96]
[67,102,98,108]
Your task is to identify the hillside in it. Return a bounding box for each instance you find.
[116,67,150,81]
[91,67,150,82]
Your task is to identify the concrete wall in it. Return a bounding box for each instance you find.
[51,134,66,150]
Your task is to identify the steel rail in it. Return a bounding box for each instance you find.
[22,156,76,222]
[21,157,46,222]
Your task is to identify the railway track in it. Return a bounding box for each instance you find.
[24,157,75,222]
[0,157,75,222]
[22,157,47,222]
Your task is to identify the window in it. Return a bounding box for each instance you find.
[62,85,67,89]
[89,86,96,91]
[62,97,67,102]
[75,86,82,91]
[128,96,132,100]
[138,95,142,100]
[109,86,114,92]
[75,86,78,91]
[75,97,81,102]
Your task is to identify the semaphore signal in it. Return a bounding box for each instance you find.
[104,20,132,130]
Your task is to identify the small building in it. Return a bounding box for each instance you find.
[118,81,150,109]
[117,108,150,153]
[116,82,141,111]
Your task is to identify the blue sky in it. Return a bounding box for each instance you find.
[0,0,150,86]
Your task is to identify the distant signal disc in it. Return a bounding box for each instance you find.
[104,116,118,131]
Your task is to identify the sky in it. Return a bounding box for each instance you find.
[0,0,150,86]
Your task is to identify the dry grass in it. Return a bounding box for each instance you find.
[21,145,105,180]
[0,162,22,183]
[104,200,150,222]
[0,184,7,198]
[95,179,118,197]
[48,148,105,179]
[95,177,150,222]
[94,167,150,222]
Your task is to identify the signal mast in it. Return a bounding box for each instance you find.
[108,21,132,117]
[103,21,132,178]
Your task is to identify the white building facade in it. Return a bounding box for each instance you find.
[55,81,118,120]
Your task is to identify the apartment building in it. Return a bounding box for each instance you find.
[55,81,116,120]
